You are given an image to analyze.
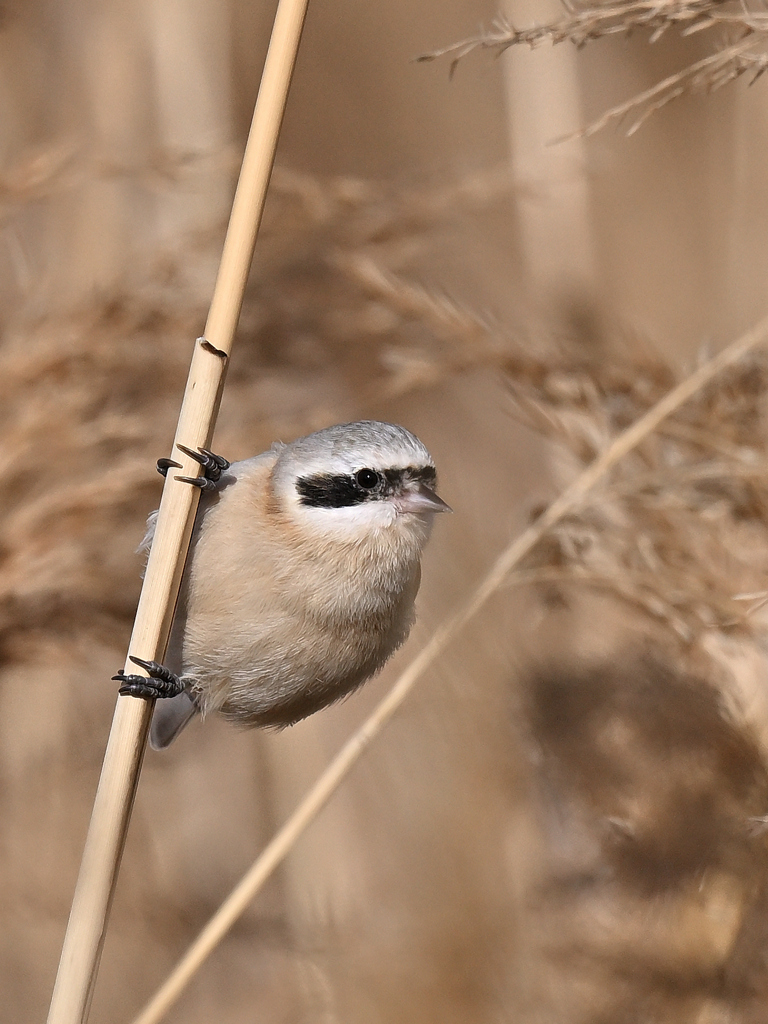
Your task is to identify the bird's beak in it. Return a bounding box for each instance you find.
[395,483,452,515]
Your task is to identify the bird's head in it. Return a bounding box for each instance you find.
[270,421,451,544]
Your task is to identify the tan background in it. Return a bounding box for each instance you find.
[3,1,768,1022]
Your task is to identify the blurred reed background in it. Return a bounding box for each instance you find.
[5,0,768,1021]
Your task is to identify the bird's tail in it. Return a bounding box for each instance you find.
[149,689,199,749]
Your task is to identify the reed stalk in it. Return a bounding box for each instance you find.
[46,1,310,1021]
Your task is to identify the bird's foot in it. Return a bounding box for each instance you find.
[113,657,186,700]
[157,445,230,491]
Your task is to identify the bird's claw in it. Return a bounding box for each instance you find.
[174,474,217,491]
[157,458,182,477]
[113,656,186,700]
[175,445,230,490]
[156,445,230,490]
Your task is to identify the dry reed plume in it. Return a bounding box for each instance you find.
[0,166,505,668]
[129,307,768,1023]
[419,0,768,135]
[5,5,768,1014]
[1,163,517,1021]
[500,329,768,651]
[9,161,768,1021]
[491,327,768,1021]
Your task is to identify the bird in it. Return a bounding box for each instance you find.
[113,421,451,749]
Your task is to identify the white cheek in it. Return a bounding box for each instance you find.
[303,500,399,536]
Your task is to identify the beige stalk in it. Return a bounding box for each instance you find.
[46,1,310,1021]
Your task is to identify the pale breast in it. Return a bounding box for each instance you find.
[176,457,424,726]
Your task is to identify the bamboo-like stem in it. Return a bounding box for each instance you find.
[130,312,768,1024]
[46,3,310,1022]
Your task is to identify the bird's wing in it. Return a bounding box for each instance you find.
[145,449,277,749]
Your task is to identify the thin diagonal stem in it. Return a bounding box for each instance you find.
[131,311,768,1024]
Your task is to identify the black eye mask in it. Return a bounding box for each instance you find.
[296,465,437,509]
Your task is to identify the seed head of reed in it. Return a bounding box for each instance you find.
[418,1,768,136]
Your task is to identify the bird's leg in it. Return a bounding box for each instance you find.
[156,445,231,491]
[113,656,187,700]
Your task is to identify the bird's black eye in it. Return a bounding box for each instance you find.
[355,468,380,490]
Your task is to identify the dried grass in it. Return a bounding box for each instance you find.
[9,158,768,1022]
[5,8,768,1016]
[1,163,517,1023]
[0,164,506,667]
[520,655,768,1023]
[419,0,768,135]
[130,307,768,1023]
[497,327,768,657]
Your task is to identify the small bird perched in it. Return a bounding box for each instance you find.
[114,421,450,749]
